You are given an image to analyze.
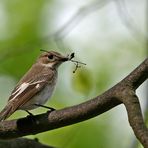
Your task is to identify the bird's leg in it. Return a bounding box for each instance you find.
[34,104,56,111]
[25,110,37,123]
[26,110,34,116]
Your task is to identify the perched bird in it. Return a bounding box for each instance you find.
[0,50,69,121]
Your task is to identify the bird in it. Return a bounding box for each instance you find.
[0,50,69,121]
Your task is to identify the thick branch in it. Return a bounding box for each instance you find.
[0,94,121,139]
[0,58,147,147]
[128,95,148,146]
[122,90,148,147]
[122,58,148,90]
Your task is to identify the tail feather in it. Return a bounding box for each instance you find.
[0,103,13,121]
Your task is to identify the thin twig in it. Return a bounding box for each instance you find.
[68,52,86,73]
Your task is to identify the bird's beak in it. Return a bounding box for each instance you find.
[60,57,69,62]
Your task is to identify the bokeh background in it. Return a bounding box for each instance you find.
[0,0,147,148]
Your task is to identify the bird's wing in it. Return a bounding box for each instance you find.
[9,72,54,105]
[0,72,55,120]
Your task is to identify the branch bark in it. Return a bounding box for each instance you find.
[0,58,148,147]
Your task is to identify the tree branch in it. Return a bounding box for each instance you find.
[123,58,148,90]
[123,93,148,146]
[0,58,147,147]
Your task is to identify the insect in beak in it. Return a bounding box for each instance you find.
[67,53,86,73]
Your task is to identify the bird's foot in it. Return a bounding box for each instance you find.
[25,110,37,123]
[34,104,56,111]
[26,110,34,116]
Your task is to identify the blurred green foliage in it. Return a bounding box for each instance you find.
[72,68,92,96]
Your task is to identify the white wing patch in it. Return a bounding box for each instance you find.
[36,84,40,89]
[11,83,29,100]
[30,80,45,85]
[10,80,46,101]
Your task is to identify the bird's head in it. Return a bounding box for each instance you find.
[37,50,68,69]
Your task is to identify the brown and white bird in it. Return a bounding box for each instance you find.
[0,50,69,121]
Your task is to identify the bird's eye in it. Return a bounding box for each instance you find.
[48,55,54,60]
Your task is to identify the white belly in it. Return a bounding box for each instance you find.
[20,82,57,110]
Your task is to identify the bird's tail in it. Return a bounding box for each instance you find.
[0,103,13,121]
